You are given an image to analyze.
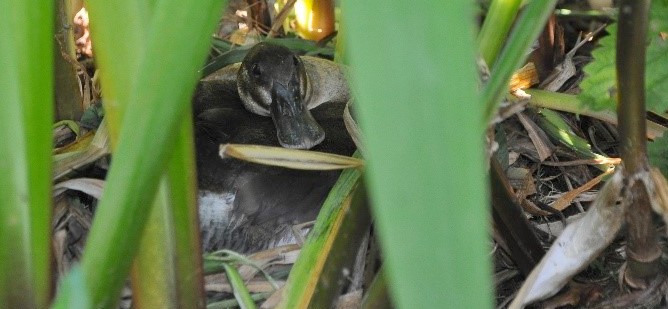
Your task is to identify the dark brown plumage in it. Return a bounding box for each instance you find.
[193,43,354,253]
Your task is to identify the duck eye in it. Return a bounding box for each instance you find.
[251,64,262,78]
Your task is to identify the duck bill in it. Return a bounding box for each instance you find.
[270,82,325,149]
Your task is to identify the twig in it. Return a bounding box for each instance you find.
[267,0,297,38]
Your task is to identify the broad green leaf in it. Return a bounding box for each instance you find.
[131,116,204,309]
[80,0,225,307]
[343,1,492,308]
[0,0,53,307]
[579,0,668,112]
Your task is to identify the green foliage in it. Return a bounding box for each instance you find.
[477,0,522,66]
[649,134,668,177]
[481,0,560,123]
[343,1,492,308]
[278,157,366,308]
[0,0,53,307]
[537,109,607,161]
[579,0,668,112]
[80,0,225,307]
[51,267,91,309]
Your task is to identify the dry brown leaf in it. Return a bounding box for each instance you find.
[517,112,555,161]
[551,166,615,211]
[510,169,626,308]
[510,62,540,92]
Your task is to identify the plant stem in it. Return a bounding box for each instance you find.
[617,0,649,171]
[617,0,661,286]
[525,89,665,139]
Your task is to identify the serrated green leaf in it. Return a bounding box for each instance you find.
[579,0,668,113]
[649,134,668,177]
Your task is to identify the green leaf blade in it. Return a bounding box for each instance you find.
[80,0,226,307]
[0,0,54,307]
[343,2,492,308]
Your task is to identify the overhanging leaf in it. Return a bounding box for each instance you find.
[579,0,668,112]
[220,144,364,170]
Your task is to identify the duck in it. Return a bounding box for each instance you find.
[193,42,355,253]
[194,42,351,150]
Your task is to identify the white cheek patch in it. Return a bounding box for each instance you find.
[240,86,270,116]
[256,87,272,112]
[237,71,271,116]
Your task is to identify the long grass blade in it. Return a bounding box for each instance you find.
[0,1,54,307]
[277,155,367,308]
[343,2,492,308]
[79,0,225,307]
[481,0,559,124]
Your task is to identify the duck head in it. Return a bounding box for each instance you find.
[237,43,325,149]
